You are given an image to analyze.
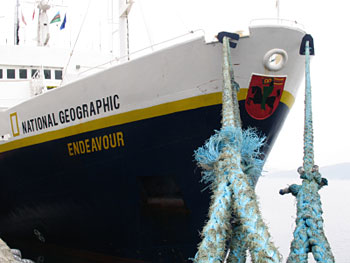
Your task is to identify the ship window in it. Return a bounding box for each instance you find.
[7,69,15,79]
[55,70,62,80]
[31,69,39,78]
[44,69,51,79]
[19,69,27,79]
[0,69,2,79]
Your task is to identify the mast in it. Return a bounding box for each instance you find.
[37,0,51,46]
[14,0,20,45]
[118,0,133,61]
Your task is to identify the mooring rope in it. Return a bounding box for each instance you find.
[192,36,280,263]
[280,40,335,263]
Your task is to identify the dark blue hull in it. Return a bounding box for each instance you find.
[0,98,289,262]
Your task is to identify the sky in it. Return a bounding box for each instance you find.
[1,0,349,172]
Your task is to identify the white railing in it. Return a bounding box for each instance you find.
[78,29,205,77]
[250,18,305,30]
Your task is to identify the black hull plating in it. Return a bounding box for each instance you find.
[0,101,289,262]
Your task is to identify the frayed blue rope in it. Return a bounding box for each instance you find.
[193,36,280,263]
[195,126,265,190]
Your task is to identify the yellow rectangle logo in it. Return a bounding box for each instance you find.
[10,112,20,137]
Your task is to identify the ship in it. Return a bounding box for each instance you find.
[0,0,308,262]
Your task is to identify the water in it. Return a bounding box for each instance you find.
[254,176,349,262]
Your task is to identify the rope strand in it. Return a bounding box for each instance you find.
[281,40,335,263]
[193,36,280,263]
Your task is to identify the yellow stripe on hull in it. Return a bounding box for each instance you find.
[0,90,295,153]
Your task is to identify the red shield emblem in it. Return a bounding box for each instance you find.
[245,74,286,120]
